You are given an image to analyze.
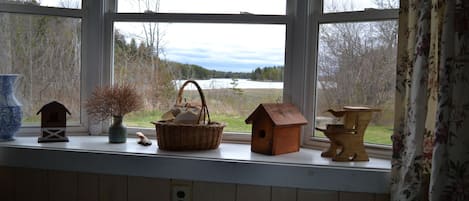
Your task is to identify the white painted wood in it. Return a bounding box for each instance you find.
[0,3,82,18]
[48,170,78,201]
[99,174,127,201]
[78,173,99,201]
[339,192,374,201]
[319,9,399,23]
[112,13,288,24]
[82,0,107,133]
[297,189,338,201]
[236,184,271,201]
[0,136,391,193]
[193,181,236,201]
[271,187,296,201]
[128,176,171,201]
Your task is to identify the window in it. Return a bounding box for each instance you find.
[323,0,398,13]
[117,0,285,15]
[2,0,81,9]
[1,0,399,157]
[111,0,287,135]
[309,1,399,147]
[0,1,83,129]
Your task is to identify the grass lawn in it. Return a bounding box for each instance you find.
[314,126,392,145]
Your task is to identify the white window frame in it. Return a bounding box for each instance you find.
[105,0,292,141]
[301,1,399,158]
[0,0,94,135]
[1,0,398,158]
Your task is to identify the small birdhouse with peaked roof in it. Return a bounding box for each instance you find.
[36,101,70,143]
[245,103,307,155]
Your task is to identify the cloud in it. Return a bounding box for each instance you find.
[166,46,284,72]
[115,22,286,72]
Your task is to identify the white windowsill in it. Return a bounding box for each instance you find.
[0,136,390,193]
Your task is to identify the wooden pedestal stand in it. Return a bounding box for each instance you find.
[315,106,380,161]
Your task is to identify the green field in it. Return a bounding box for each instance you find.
[125,110,393,146]
[23,87,392,146]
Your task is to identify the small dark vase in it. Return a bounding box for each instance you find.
[108,116,127,143]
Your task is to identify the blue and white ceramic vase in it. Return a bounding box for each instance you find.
[0,74,22,141]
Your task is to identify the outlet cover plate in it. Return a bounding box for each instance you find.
[172,185,192,201]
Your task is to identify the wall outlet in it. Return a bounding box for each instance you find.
[171,183,192,201]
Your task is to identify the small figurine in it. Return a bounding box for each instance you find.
[136,132,152,146]
[36,101,71,143]
[315,106,380,161]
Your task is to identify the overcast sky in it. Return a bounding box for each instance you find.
[37,0,383,72]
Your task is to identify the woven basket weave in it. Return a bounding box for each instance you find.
[152,80,225,150]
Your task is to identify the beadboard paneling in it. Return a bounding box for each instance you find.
[236,184,271,201]
[78,173,99,201]
[48,170,78,201]
[128,176,170,201]
[271,187,296,201]
[375,194,390,201]
[193,181,236,201]
[297,189,339,201]
[15,168,49,201]
[99,174,127,201]
[0,166,15,201]
[339,192,374,201]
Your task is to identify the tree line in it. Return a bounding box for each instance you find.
[0,11,81,121]
[115,30,282,81]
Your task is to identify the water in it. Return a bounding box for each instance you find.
[173,78,283,90]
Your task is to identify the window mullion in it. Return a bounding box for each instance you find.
[318,9,398,24]
[82,0,107,134]
[111,13,288,24]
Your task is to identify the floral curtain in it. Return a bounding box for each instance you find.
[390,0,469,201]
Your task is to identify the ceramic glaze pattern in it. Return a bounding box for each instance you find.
[0,74,22,141]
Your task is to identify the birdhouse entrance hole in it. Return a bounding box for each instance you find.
[258,130,266,138]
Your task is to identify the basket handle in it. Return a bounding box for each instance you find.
[176,80,211,124]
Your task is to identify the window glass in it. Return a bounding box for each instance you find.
[323,0,398,13]
[117,0,286,15]
[0,13,81,125]
[314,21,397,145]
[1,0,81,9]
[114,22,285,133]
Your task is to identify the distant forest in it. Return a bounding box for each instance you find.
[169,61,284,82]
[115,31,283,82]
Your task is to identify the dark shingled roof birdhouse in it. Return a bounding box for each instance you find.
[36,101,71,143]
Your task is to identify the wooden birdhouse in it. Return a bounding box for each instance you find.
[36,101,71,143]
[245,103,308,155]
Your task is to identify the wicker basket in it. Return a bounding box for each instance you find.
[152,80,225,150]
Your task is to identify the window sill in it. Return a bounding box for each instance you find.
[0,136,390,193]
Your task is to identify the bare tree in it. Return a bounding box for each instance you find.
[317,0,398,125]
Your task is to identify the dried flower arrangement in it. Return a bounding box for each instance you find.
[85,83,143,121]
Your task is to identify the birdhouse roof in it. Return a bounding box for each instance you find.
[36,101,71,115]
[245,103,308,126]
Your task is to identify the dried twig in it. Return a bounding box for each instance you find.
[85,83,143,121]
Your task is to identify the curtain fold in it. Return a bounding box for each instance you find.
[391,0,469,201]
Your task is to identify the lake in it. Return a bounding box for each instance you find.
[173,78,283,90]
